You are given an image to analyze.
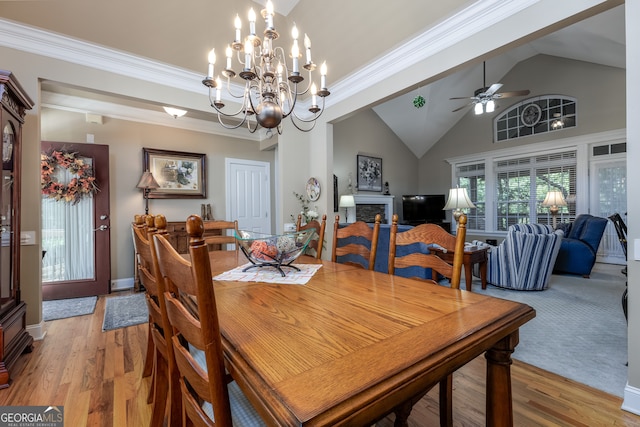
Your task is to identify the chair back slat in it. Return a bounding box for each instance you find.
[331,214,381,270]
[388,214,466,288]
[203,219,239,251]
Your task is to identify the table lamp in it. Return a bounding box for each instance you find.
[339,194,356,223]
[137,171,160,214]
[542,190,567,228]
[443,187,475,224]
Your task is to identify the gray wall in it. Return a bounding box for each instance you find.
[333,109,420,218]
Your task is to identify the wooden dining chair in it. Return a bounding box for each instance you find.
[132,214,181,427]
[132,214,154,382]
[203,219,239,252]
[296,213,326,259]
[388,213,467,286]
[331,214,381,270]
[153,215,262,427]
[132,214,147,292]
[388,213,467,427]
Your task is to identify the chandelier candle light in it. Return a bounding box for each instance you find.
[202,0,330,134]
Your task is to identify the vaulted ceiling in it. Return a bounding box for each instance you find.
[0,1,625,158]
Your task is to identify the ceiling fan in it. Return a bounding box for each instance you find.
[450,62,530,114]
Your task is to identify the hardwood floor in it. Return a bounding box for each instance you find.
[0,293,638,426]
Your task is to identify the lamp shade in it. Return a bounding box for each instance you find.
[339,194,356,208]
[541,191,567,207]
[443,187,475,210]
[137,171,160,190]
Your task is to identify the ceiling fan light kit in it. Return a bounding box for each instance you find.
[451,62,530,115]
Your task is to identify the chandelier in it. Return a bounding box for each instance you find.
[202,1,330,134]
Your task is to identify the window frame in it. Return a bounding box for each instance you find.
[446,129,625,235]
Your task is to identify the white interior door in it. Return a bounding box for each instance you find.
[226,158,271,234]
[590,157,626,264]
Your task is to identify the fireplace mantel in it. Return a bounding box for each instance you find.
[353,194,395,224]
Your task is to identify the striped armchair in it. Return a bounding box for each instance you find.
[472,223,563,291]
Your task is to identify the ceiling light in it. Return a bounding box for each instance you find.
[202,0,331,134]
[474,102,483,115]
[163,106,187,118]
[485,99,495,113]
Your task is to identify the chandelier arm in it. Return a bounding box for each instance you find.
[246,117,260,133]
[288,113,317,132]
[208,90,250,118]
[289,70,314,96]
[279,82,299,119]
[216,110,250,130]
[224,76,249,99]
[289,97,326,123]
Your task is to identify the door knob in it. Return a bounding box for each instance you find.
[94,225,109,231]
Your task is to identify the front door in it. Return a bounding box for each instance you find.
[226,158,271,234]
[41,142,110,300]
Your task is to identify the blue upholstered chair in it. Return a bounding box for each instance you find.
[473,223,563,290]
[553,214,608,277]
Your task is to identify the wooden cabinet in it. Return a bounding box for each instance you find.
[166,221,222,254]
[0,70,34,388]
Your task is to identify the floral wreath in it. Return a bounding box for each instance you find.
[41,149,99,204]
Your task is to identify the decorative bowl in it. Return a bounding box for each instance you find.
[235,229,316,276]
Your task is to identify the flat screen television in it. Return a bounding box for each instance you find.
[402,194,446,223]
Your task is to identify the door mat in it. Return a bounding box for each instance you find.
[102,293,148,331]
[43,296,97,321]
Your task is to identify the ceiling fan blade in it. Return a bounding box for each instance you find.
[484,83,503,97]
[452,102,474,112]
[494,89,530,98]
[449,96,476,100]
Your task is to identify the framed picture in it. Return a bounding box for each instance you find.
[143,148,206,199]
[357,154,382,192]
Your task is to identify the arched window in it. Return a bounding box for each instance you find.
[494,95,577,143]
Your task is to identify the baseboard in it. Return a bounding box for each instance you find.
[27,321,47,341]
[622,383,640,415]
[111,277,134,292]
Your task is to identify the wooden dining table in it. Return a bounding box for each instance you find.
[208,251,535,426]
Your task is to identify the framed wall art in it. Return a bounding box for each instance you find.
[143,148,206,199]
[356,154,382,192]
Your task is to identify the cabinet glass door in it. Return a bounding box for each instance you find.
[1,122,15,312]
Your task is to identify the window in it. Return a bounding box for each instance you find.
[447,129,625,234]
[495,151,576,230]
[494,95,577,143]
[455,162,485,230]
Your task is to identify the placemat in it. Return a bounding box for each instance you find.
[213,263,322,285]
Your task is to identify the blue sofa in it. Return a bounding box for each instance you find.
[553,214,608,277]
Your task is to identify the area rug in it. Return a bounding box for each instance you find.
[473,263,627,397]
[43,296,97,321]
[102,293,148,332]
